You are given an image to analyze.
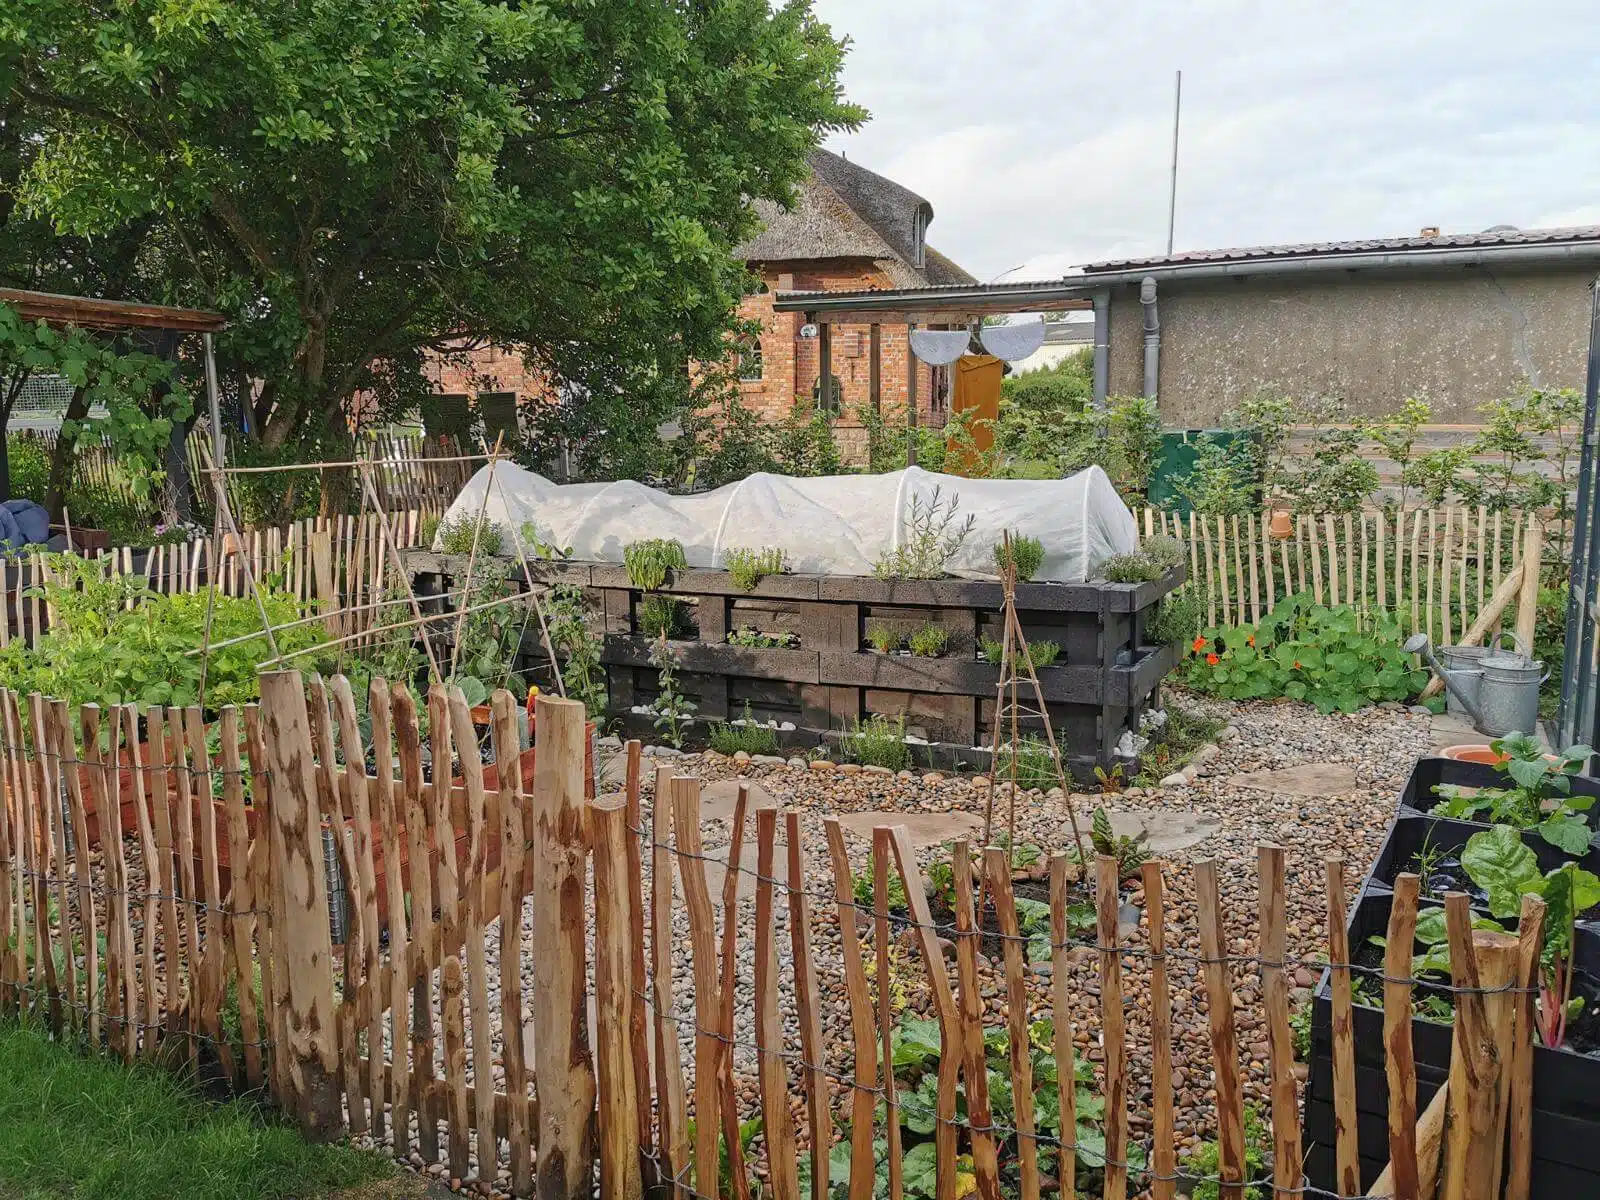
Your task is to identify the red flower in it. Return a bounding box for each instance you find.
[1206,653,1219,666]
[1192,636,1208,653]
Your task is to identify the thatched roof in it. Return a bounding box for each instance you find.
[735,150,975,287]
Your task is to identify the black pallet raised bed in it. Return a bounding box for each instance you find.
[1304,886,1600,1196]
[1397,755,1600,827]
[407,551,1183,780]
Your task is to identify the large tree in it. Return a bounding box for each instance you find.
[1,0,862,458]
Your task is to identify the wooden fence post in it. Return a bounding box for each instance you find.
[1513,514,1542,654]
[258,670,342,1140]
[591,796,643,1200]
[530,694,597,1200]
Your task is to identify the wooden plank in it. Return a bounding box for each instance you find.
[52,704,89,1035]
[1246,513,1261,622]
[25,696,61,1032]
[1323,514,1340,606]
[1096,856,1128,1200]
[81,706,126,1056]
[1194,859,1244,1200]
[1325,856,1359,1198]
[428,685,468,1177]
[1199,513,1218,627]
[754,808,800,1200]
[887,825,960,1200]
[145,707,184,1041]
[786,811,830,1200]
[1213,515,1231,625]
[716,786,753,1200]
[651,764,689,1196]
[394,682,438,1161]
[166,708,202,1068]
[120,703,162,1052]
[623,740,652,1182]
[955,842,1001,1200]
[258,671,342,1139]
[492,692,532,1196]
[183,706,229,1075]
[442,954,470,1177]
[592,796,643,1200]
[1383,873,1422,1200]
[1141,860,1175,1200]
[1514,514,1542,653]
[1260,510,1276,612]
[985,846,1038,1200]
[1505,894,1546,1200]
[1308,514,1325,605]
[1258,846,1301,1196]
[1346,512,1356,609]
[1231,514,1246,622]
[672,774,722,1200]
[218,708,263,1087]
[245,704,290,1103]
[1410,510,1424,634]
[824,818,880,1200]
[876,828,904,1200]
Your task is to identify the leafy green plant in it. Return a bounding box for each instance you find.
[437,514,505,556]
[444,565,529,705]
[873,487,976,580]
[707,703,780,756]
[906,623,948,658]
[623,538,687,591]
[639,594,690,640]
[647,635,695,749]
[841,713,910,771]
[1133,701,1225,788]
[978,635,1059,669]
[852,853,909,912]
[1189,1104,1270,1200]
[1290,999,1312,1061]
[993,533,1044,582]
[865,621,901,653]
[991,735,1059,790]
[543,584,606,719]
[1146,588,1201,646]
[1182,592,1427,713]
[725,625,799,649]
[723,545,786,591]
[1432,734,1595,854]
[1090,806,1149,880]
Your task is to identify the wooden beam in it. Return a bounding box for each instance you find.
[817,321,833,412]
[0,287,227,332]
[793,298,1092,324]
[869,323,881,412]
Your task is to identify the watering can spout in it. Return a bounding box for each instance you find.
[1407,632,1486,723]
[1403,633,1430,655]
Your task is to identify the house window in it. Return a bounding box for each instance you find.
[812,372,843,413]
[737,336,764,382]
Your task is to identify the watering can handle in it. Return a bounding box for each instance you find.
[1490,630,1530,656]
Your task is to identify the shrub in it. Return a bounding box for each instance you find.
[906,623,948,657]
[866,621,900,653]
[1182,592,1427,713]
[639,594,689,640]
[841,713,911,771]
[438,514,505,556]
[992,533,1044,582]
[873,487,975,579]
[1099,553,1162,583]
[623,538,686,590]
[991,735,1058,790]
[723,545,785,592]
[1146,588,1202,645]
[707,703,780,756]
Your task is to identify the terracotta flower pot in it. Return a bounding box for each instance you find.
[1269,510,1294,540]
[1441,743,1509,766]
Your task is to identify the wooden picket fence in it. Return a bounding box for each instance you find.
[1135,505,1554,643]
[1,510,432,650]
[0,672,1548,1200]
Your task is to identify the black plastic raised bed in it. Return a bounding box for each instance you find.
[1303,879,1600,1195]
[1396,755,1600,827]
[407,551,1183,780]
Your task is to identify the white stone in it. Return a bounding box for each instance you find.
[753,754,787,766]
[1158,772,1189,788]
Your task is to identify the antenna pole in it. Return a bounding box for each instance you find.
[1166,69,1182,256]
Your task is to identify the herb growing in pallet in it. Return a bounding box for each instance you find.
[906,622,948,658]
[841,713,911,771]
[979,635,1058,669]
[623,538,686,591]
[865,621,901,653]
[992,532,1044,582]
[873,486,975,580]
[639,594,690,640]
[647,634,695,749]
[722,546,786,592]
[725,625,799,649]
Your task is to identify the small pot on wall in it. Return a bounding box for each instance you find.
[1269,510,1293,540]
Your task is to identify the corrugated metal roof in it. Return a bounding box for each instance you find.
[1080,225,1600,273]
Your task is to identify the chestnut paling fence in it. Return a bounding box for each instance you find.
[1133,506,1555,645]
[0,673,1549,1200]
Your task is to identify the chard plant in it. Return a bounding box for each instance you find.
[1433,733,1595,855]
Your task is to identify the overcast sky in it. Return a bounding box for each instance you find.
[809,0,1600,283]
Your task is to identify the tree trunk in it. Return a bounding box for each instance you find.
[44,386,91,524]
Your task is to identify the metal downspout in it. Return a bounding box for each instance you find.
[1140,276,1160,400]
[1091,290,1110,406]
[1559,276,1600,749]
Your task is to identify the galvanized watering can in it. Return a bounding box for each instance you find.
[1406,632,1549,737]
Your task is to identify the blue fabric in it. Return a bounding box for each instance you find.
[0,500,50,550]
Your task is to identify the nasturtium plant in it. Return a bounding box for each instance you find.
[1182,592,1427,713]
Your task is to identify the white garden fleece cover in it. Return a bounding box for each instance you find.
[438,463,1137,582]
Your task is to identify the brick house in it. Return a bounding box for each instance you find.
[418,149,974,465]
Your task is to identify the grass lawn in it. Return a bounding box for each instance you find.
[0,1021,411,1199]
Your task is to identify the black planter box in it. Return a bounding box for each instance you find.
[1397,756,1600,829]
[1303,884,1600,1197]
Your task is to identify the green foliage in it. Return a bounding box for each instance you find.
[978,635,1059,669]
[723,546,786,592]
[1367,396,1434,515]
[624,539,687,591]
[1190,1104,1271,1200]
[1432,734,1595,853]
[1146,588,1202,646]
[1183,593,1427,713]
[991,735,1059,790]
[437,514,505,557]
[1134,701,1227,788]
[865,620,901,653]
[852,852,909,912]
[0,554,325,709]
[724,624,799,649]
[1171,431,1262,516]
[858,402,990,476]
[1273,398,1379,515]
[873,487,975,580]
[443,563,528,705]
[1090,806,1150,880]
[841,713,911,771]
[1001,348,1092,411]
[1105,394,1164,498]
[4,1,862,463]
[906,623,948,658]
[647,635,695,749]
[1099,535,1182,584]
[1290,999,1312,1061]
[544,584,606,719]
[639,594,690,640]
[707,703,779,757]
[993,532,1044,582]
[686,396,842,489]
[5,435,49,501]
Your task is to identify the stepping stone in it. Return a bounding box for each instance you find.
[1077,808,1221,854]
[695,832,790,901]
[833,810,982,848]
[698,779,777,824]
[1226,762,1359,797]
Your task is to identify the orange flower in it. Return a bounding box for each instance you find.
[1293,660,1303,670]
[1246,634,1256,647]
[1206,652,1219,666]
[1192,636,1207,653]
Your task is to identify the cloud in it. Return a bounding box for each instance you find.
[809,0,1600,280]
